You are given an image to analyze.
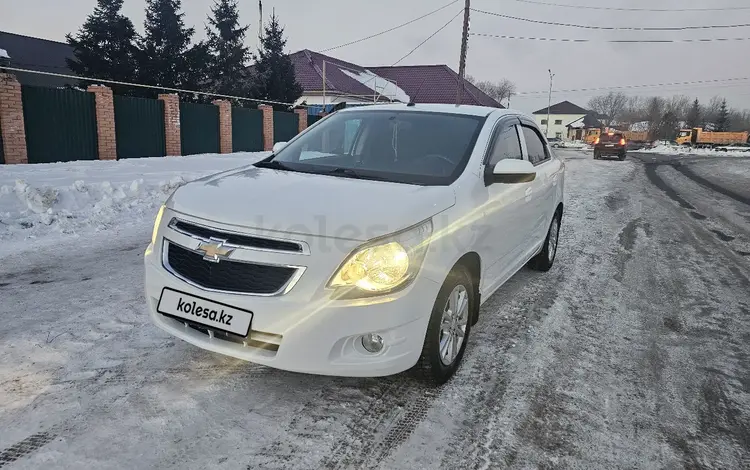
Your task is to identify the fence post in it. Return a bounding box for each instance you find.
[213,100,232,154]
[158,93,181,156]
[0,73,28,164]
[258,104,274,151]
[295,108,308,134]
[87,85,117,160]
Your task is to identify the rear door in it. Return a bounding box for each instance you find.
[518,121,559,250]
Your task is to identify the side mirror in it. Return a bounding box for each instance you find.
[484,159,536,186]
[272,141,288,154]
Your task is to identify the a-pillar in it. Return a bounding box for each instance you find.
[258,104,274,151]
[87,85,117,160]
[0,73,28,164]
[212,100,232,154]
[295,108,308,133]
[158,93,181,156]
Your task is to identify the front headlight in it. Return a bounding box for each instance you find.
[328,219,433,298]
[151,205,166,246]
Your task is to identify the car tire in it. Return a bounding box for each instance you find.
[529,212,561,272]
[593,151,600,160]
[619,153,626,161]
[413,266,474,385]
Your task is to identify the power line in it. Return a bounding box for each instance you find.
[319,0,461,52]
[0,66,312,108]
[515,77,750,96]
[471,32,750,43]
[392,9,464,66]
[504,0,750,12]
[471,8,750,31]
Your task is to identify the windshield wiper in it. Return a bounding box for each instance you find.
[254,160,294,171]
[325,167,388,181]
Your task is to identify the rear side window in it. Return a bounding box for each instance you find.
[599,133,624,143]
[488,125,522,165]
[521,126,549,165]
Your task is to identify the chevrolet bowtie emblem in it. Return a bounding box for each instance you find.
[197,239,234,263]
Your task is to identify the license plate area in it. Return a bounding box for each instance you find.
[157,287,253,337]
[605,144,615,147]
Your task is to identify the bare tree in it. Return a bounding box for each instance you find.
[702,96,724,129]
[665,95,690,122]
[467,76,517,106]
[620,96,646,128]
[587,92,629,127]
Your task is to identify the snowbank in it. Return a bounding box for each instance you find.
[0,48,9,59]
[636,144,750,156]
[0,152,269,242]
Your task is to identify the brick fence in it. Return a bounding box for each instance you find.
[0,72,317,164]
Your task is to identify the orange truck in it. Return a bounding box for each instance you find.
[676,128,750,147]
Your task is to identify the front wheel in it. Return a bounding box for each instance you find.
[529,212,561,272]
[413,266,474,385]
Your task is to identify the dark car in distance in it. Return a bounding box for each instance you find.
[593,132,627,160]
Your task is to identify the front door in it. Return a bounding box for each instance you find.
[480,120,536,290]
[519,123,558,251]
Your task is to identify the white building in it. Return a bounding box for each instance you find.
[532,101,590,140]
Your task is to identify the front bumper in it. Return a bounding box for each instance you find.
[144,221,442,377]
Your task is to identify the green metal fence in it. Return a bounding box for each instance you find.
[308,115,322,126]
[273,111,299,143]
[114,95,166,159]
[22,86,98,163]
[180,102,220,155]
[232,107,264,152]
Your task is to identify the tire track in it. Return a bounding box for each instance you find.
[673,163,750,207]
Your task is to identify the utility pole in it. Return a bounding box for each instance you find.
[546,69,555,138]
[456,0,471,105]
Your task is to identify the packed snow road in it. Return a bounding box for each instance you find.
[1,150,749,469]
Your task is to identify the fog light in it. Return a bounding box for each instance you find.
[361,333,384,353]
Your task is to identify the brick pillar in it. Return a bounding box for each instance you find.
[0,73,28,164]
[295,108,308,133]
[258,104,274,151]
[159,94,181,156]
[87,85,117,160]
[213,100,232,154]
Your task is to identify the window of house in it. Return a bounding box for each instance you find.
[488,125,522,165]
[555,132,563,139]
[521,126,549,165]
[540,119,548,125]
[554,119,563,125]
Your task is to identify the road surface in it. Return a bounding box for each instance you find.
[1,150,748,469]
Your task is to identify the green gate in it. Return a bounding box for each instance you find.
[232,107,264,152]
[308,115,322,127]
[273,111,299,143]
[180,102,220,155]
[114,95,166,159]
[22,86,98,163]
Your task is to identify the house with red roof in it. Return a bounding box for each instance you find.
[288,49,503,113]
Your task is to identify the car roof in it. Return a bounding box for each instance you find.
[336,103,521,118]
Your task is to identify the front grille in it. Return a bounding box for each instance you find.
[182,321,280,351]
[166,242,297,295]
[171,220,303,253]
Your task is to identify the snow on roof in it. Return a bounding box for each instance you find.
[340,68,411,103]
[0,48,9,59]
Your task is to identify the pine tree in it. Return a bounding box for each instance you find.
[66,0,138,94]
[206,0,252,102]
[685,98,701,129]
[249,14,302,109]
[137,0,208,98]
[715,99,730,132]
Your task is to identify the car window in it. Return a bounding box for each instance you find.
[599,133,624,143]
[268,110,485,186]
[521,125,549,165]
[488,125,522,165]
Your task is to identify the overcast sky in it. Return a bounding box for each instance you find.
[3,0,750,113]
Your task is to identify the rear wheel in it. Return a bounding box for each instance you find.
[413,266,474,385]
[593,151,600,160]
[529,212,561,272]
[619,152,626,161]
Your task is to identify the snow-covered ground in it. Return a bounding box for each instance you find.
[636,143,750,156]
[0,152,268,255]
[1,150,749,469]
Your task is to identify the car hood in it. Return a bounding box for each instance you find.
[167,166,456,241]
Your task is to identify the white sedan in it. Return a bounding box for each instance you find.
[144,103,565,384]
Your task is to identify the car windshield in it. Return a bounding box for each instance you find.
[599,133,624,142]
[263,109,485,185]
